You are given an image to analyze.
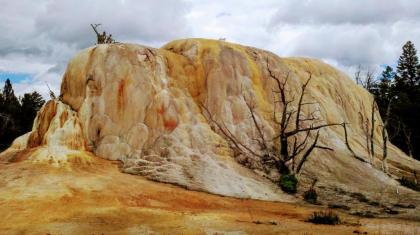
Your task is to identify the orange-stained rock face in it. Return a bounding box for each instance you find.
[3,39,420,201]
[25,100,86,151]
[27,100,58,148]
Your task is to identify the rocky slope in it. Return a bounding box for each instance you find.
[1,39,419,231]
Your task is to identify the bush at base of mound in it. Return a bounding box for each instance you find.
[279,174,298,194]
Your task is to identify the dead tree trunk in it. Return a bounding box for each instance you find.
[370,100,376,163]
[402,123,414,158]
[267,58,339,175]
[381,126,388,172]
[295,130,334,174]
[359,112,372,162]
[342,123,368,163]
[355,65,362,85]
[381,98,394,172]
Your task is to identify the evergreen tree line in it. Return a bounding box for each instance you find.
[369,41,420,161]
[0,79,45,150]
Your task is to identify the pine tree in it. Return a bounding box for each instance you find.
[395,41,420,88]
[379,66,394,98]
[20,91,45,130]
[390,41,420,160]
[0,92,3,111]
[0,79,21,149]
[0,79,45,150]
[2,79,20,112]
[374,66,395,115]
[0,92,4,134]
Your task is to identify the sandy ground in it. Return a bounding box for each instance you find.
[0,153,419,235]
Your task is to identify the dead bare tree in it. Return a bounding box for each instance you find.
[267,58,341,175]
[359,105,379,164]
[355,65,362,86]
[381,106,390,172]
[370,100,376,161]
[343,98,395,168]
[364,68,376,91]
[200,102,264,161]
[346,101,380,165]
[45,82,56,100]
[91,24,105,44]
[90,23,115,44]
[380,97,400,173]
[354,65,377,91]
[359,112,372,162]
[341,123,368,163]
[200,57,342,181]
[402,123,414,158]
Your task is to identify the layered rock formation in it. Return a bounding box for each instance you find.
[2,39,419,203]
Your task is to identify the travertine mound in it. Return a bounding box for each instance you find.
[2,38,419,202]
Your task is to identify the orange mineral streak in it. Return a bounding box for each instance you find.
[60,46,97,111]
[27,100,57,148]
[163,119,178,132]
[59,110,68,128]
[117,79,126,111]
[158,104,165,115]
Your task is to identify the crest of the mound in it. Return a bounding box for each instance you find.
[2,38,419,201]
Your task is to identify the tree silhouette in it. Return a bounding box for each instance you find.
[20,91,45,131]
[0,79,45,150]
[396,41,420,89]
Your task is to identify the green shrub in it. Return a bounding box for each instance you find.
[303,188,317,204]
[279,174,298,194]
[307,211,341,225]
[398,177,420,191]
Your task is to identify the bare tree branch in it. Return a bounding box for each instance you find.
[200,102,264,159]
[342,123,368,163]
[296,131,320,174]
[266,57,340,174]
[284,123,342,138]
[402,123,414,158]
[295,74,312,131]
[370,100,376,161]
[244,97,268,151]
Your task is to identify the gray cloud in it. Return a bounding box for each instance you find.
[266,0,420,74]
[0,0,191,98]
[2,0,420,98]
[287,25,387,66]
[35,0,191,48]
[270,0,420,26]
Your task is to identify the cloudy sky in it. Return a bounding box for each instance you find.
[1,0,420,98]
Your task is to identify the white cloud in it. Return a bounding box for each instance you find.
[269,0,420,25]
[35,0,191,47]
[2,0,420,96]
[0,0,191,97]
